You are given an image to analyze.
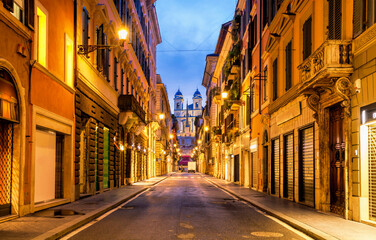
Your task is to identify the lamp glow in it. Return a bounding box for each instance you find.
[159,113,165,120]
[118,29,128,41]
[204,126,209,132]
[221,91,228,99]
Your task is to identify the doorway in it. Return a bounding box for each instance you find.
[329,105,345,215]
[234,154,239,182]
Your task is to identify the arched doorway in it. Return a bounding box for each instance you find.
[0,69,19,217]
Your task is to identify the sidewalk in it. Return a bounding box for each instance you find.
[204,175,376,240]
[0,175,168,240]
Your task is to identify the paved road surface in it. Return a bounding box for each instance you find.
[63,173,311,240]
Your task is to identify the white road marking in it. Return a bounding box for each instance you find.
[203,178,313,240]
[60,178,167,239]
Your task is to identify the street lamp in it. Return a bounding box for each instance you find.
[204,126,209,132]
[169,134,174,139]
[221,91,228,99]
[159,113,165,120]
[78,28,128,55]
[198,140,202,144]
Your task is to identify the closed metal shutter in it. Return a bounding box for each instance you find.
[368,125,376,220]
[0,123,13,217]
[284,134,294,200]
[299,127,314,206]
[271,138,280,196]
[252,152,258,188]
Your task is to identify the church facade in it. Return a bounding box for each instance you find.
[174,89,203,158]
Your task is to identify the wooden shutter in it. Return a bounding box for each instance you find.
[3,0,14,12]
[283,133,294,200]
[97,25,104,72]
[285,41,292,91]
[25,0,34,29]
[299,127,314,206]
[303,17,312,60]
[328,0,342,39]
[272,58,278,100]
[353,0,363,37]
[272,138,280,196]
[120,69,124,95]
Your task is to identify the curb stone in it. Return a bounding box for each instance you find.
[204,176,338,240]
[32,176,169,240]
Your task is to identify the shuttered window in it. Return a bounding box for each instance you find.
[120,69,124,95]
[262,0,268,28]
[283,133,294,200]
[272,58,278,101]
[114,57,118,91]
[299,126,315,206]
[271,138,280,196]
[263,67,268,102]
[303,17,312,60]
[285,41,292,91]
[104,36,110,81]
[328,0,342,39]
[26,0,34,29]
[82,6,89,47]
[97,25,104,72]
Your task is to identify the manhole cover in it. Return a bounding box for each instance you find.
[250,232,283,238]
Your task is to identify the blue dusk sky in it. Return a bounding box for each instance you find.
[155,0,236,112]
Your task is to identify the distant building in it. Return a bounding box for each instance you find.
[174,89,202,161]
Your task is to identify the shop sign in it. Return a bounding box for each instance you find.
[361,102,376,124]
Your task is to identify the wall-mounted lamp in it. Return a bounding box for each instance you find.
[78,28,128,55]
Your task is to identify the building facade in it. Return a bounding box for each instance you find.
[0,0,166,220]
[174,89,202,158]
[202,0,365,224]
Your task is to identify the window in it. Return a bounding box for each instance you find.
[353,0,376,37]
[263,67,268,102]
[120,69,124,95]
[65,34,73,87]
[328,0,342,39]
[113,57,118,91]
[285,41,292,91]
[10,0,23,22]
[36,6,47,67]
[249,16,257,51]
[251,83,256,113]
[262,0,269,28]
[82,6,89,47]
[272,58,278,101]
[196,102,198,108]
[302,17,312,60]
[97,25,104,72]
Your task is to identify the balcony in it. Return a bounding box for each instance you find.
[118,94,146,124]
[298,40,353,86]
[225,113,239,134]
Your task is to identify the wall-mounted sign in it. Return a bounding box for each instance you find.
[361,102,376,124]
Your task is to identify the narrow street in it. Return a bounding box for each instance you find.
[63,173,311,240]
